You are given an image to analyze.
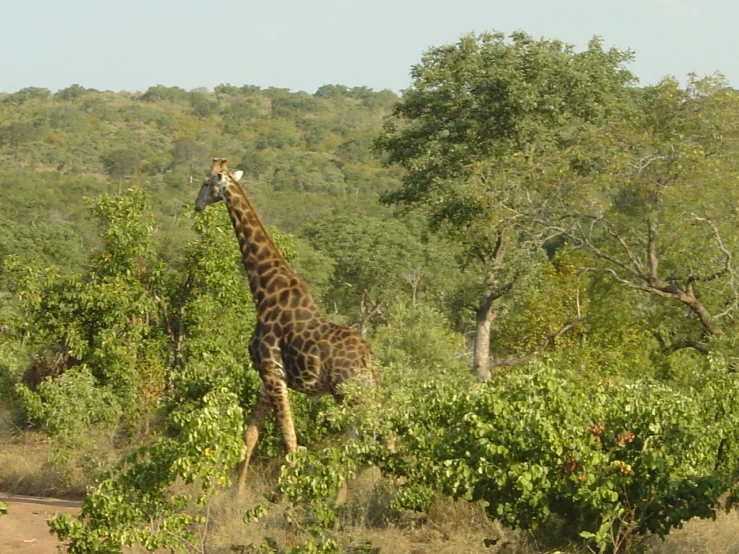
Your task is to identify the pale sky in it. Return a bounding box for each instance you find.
[3,0,736,94]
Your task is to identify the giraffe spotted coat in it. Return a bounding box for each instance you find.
[195,158,376,492]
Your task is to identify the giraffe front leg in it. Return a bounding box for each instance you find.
[238,387,272,494]
[265,377,298,460]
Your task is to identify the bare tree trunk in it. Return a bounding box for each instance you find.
[404,266,423,307]
[471,231,514,381]
[473,295,497,381]
[155,273,193,392]
[358,290,383,339]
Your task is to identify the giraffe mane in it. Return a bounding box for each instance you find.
[224,171,290,265]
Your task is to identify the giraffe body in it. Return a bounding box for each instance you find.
[195,159,376,491]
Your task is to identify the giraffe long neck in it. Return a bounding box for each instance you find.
[221,182,294,304]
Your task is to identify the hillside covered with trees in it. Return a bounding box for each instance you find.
[1,31,739,554]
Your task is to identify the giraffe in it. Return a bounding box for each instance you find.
[195,158,377,492]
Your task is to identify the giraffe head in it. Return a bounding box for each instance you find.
[194,158,245,212]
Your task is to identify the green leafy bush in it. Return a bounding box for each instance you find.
[370,361,739,552]
[15,368,120,457]
[49,388,245,553]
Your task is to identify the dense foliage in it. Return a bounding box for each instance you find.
[0,30,738,554]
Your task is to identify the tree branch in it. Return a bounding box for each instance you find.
[652,330,710,355]
[489,318,585,368]
[647,217,659,282]
[534,213,728,339]
[685,214,735,286]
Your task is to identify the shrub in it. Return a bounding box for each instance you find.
[49,388,245,553]
[370,361,739,553]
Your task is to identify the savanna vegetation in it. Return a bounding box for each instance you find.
[1,31,739,553]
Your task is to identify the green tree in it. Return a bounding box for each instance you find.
[4,87,52,105]
[49,388,245,554]
[172,139,208,184]
[54,84,92,102]
[0,122,38,169]
[140,85,188,104]
[376,31,635,379]
[536,74,739,364]
[375,362,739,552]
[272,151,347,196]
[302,215,456,336]
[102,148,140,181]
[10,188,167,439]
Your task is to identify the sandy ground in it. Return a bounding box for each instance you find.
[0,494,80,553]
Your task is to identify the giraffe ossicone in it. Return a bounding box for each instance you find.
[195,158,378,493]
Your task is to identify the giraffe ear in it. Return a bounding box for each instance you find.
[232,170,244,182]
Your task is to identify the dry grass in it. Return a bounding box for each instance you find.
[0,430,90,498]
[203,461,286,553]
[0,406,118,499]
[200,465,537,554]
[201,466,739,554]
[642,508,739,554]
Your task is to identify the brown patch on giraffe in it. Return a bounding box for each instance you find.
[263,308,279,323]
[279,312,293,326]
[254,249,271,263]
[257,262,276,275]
[266,279,284,295]
[318,341,330,357]
[277,289,290,306]
[295,309,311,321]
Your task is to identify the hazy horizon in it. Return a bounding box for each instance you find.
[4,0,737,95]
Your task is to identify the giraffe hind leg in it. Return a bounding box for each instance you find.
[238,387,272,494]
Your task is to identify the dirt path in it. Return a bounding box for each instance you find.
[0,494,81,553]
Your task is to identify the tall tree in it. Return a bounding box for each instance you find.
[536,74,739,359]
[301,215,455,337]
[172,139,208,184]
[375,31,635,380]
[0,122,37,169]
[102,148,140,181]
